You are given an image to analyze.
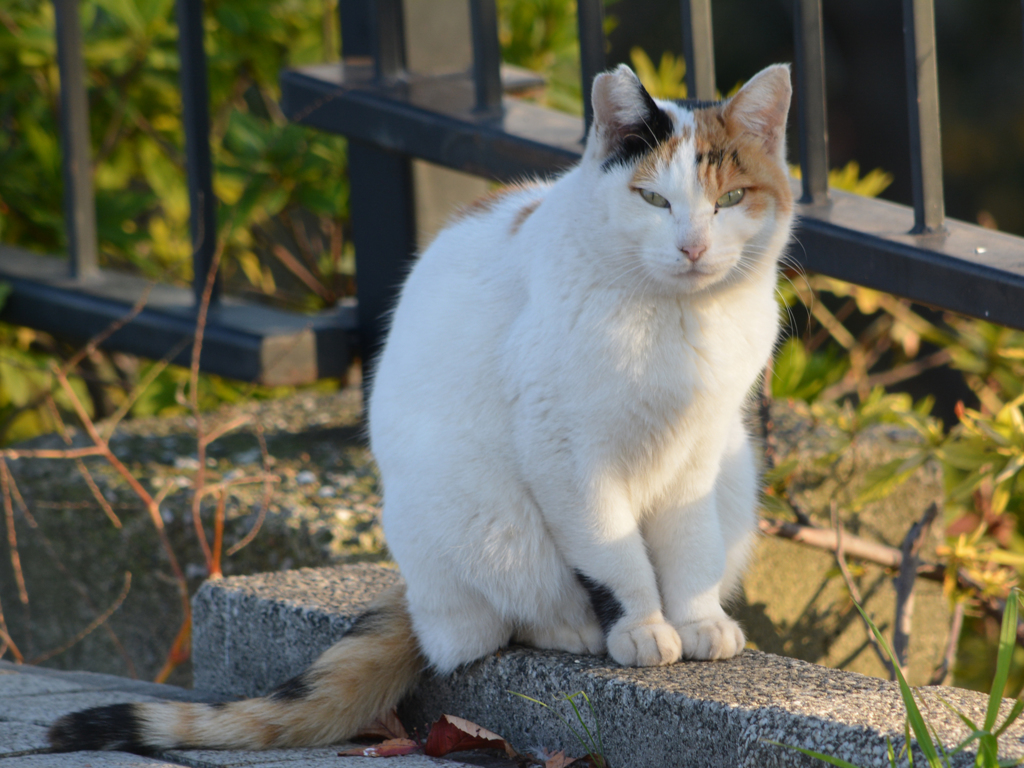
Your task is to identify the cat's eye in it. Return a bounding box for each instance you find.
[715,189,745,209]
[639,189,670,209]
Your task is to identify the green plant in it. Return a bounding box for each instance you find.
[510,689,608,768]
[772,591,1024,767]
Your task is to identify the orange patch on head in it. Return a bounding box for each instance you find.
[510,199,541,235]
[690,104,792,219]
[451,181,542,225]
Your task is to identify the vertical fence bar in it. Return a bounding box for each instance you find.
[469,0,503,115]
[577,0,605,131]
[902,0,945,234]
[793,0,830,205]
[373,0,406,80]
[175,0,219,304]
[679,0,715,100]
[339,0,372,59]
[54,0,99,279]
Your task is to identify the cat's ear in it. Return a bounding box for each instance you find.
[723,64,792,158]
[590,65,673,164]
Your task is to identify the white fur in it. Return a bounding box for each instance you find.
[370,65,794,671]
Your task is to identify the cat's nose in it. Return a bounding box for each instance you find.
[680,244,706,263]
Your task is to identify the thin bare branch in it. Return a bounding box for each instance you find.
[50,364,189,617]
[5,453,137,676]
[202,414,253,448]
[210,492,225,579]
[101,337,192,441]
[28,572,132,665]
[892,504,938,678]
[45,395,122,528]
[196,471,279,500]
[226,423,272,557]
[187,237,225,574]
[0,625,24,663]
[832,502,896,678]
[1,446,106,460]
[929,601,966,686]
[1,460,28,605]
[271,243,335,302]
[819,349,953,402]
[759,517,905,569]
[63,285,154,373]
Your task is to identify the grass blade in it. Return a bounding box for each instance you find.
[855,603,943,767]
[764,740,864,768]
[508,690,597,764]
[994,700,1024,738]
[985,591,1019,733]
[581,691,607,761]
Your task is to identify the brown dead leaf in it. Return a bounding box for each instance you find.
[355,708,410,740]
[544,749,577,768]
[423,714,519,759]
[338,737,420,757]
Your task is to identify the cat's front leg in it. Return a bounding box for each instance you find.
[544,486,682,667]
[644,494,746,661]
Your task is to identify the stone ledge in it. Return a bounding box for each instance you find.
[192,565,1024,768]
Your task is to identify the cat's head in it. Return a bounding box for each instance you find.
[582,64,794,295]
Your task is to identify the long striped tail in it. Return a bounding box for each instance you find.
[48,583,422,751]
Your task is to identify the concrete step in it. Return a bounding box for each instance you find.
[192,564,1024,768]
[0,656,476,767]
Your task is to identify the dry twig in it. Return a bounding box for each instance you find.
[929,600,966,686]
[891,503,938,679]
[29,572,132,665]
[830,501,896,677]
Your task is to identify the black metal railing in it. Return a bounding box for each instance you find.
[3,0,1024,388]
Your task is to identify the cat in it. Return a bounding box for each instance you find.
[49,61,794,752]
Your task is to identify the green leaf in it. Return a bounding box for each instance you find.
[0,282,11,313]
[763,740,865,768]
[851,453,928,509]
[855,603,943,767]
[984,591,1018,732]
[993,699,1024,738]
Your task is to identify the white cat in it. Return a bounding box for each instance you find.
[50,62,794,752]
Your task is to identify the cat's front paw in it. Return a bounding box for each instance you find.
[676,616,745,660]
[607,619,682,667]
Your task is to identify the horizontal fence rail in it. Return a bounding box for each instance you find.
[3,0,1024,387]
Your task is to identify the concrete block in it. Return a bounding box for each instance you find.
[0,721,49,755]
[0,661,219,703]
[192,564,400,697]
[193,564,1024,768]
[0,691,165,727]
[0,669,91,697]
[8,753,187,767]
[165,747,476,767]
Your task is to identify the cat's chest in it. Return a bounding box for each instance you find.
[605,294,773,398]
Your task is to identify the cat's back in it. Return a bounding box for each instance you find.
[369,180,551,430]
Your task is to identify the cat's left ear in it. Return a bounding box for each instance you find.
[590,64,673,163]
[723,64,792,158]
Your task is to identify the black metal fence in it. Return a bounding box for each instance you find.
[3,0,1024,387]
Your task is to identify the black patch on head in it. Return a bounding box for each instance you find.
[601,83,675,171]
[673,98,722,111]
[697,149,726,169]
[208,701,229,710]
[269,670,315,702]
[344,607,387,638]
[574,570,625,635]
[48,703,147,753]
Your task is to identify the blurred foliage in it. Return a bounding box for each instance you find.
[498,0,617,115]
[0,0,350,443]
[0,0,351,299]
